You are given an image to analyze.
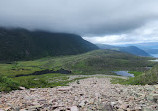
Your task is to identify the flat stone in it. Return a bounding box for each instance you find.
[153,94,158,103]
[103,104,114,111]
[117,109,124,111]
[57,87,72,91]
[4,107,11,111]
[19,109,28,111]
[70,106,79,111]
[142,107,153,111]
[127,108,136,111]
[27,105,42,110]
[147,94,158,102]
[19,86,26,90]
[78,100,86,107]
[154,85,158,89]
[110,102,116,107]
[135,106,142,111]
[30,88,36,92]
[120,103,129,110]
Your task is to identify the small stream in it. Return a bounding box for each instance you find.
[113,71,134,77]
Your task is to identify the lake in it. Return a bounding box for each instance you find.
[113,71,134,77]
[149,59,158,62]
[151,54,158,58]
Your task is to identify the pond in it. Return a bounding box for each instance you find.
[151,54,158,58]
[149,59,158,62]
[113,71,134,77]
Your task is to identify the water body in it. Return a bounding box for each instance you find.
[151,54,158,58]
[149,59,158,62]
[113,71,134,77]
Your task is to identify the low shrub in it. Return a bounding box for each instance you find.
[0,76,20,92]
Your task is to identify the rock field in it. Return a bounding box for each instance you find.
[0,76,158,111]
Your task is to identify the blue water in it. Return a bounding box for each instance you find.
[151,54,158,58]
[149,59,158,62]
[114,71,134,77]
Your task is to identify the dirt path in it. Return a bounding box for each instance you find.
[0,77,158,111]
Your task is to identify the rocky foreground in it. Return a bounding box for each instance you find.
[0,77,158,111]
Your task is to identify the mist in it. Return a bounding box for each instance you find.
[0,0,158,44]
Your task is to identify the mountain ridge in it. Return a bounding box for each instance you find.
[96,44,151,57]
[0,27,98,61]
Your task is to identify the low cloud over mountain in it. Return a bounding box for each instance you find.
[0,0,158,44]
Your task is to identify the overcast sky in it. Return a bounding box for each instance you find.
[0,0,158,45]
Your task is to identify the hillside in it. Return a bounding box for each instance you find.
[96,44,151,57]
[0,28,98,61]
[124,64,158,85]
[117,42,158,56]
[0,50,154,77]
[144,48,158,54]
[0,49,156,92]
[119,46,151,57]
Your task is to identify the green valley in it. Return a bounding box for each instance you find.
[0,49,156,92]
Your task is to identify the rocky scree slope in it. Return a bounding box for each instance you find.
[0,77,158,111]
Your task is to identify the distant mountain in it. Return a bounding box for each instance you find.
[96,44,151,57]
[0,28,98,61]
[119,46,151,57]
[143,48,158,54]
[119,42,158,49]
[117,42,158,56]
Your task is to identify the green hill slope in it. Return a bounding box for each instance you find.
[0,50,154,77]
[124,65,158,85]
[0,49,156,91]
[0,28,98,61]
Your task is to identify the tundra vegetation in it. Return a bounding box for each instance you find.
[0,50,157,92]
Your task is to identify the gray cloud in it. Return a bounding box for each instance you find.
[0,0,158,37]
[84,21,158,45]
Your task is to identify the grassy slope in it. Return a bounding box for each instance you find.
[0,49,155,77]
[0,49,156,92]
[112,65,158,85]
[127,65,158,85]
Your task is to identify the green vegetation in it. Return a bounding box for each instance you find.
[0,76,20,92]
[111,65,158,85]
[0,28,157,92]
[13,73,87,88]
[0,28,98,61]
[0,73,87,92]
[0,50,155,77]
[128,71,142,77]
[128,65,158,85]
[0,49,156,92]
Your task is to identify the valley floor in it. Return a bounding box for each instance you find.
[0,75,158,111]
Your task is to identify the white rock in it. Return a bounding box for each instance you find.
[154,85,158,89]
[79,100,86,107]
[110,102,116,107]
[20,109,28,111]
[70,106,79,111]
[57,87,72,91]
[19,86,26,90]
[120,104,129,110]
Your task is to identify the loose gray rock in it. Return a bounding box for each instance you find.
[0,76,157,111]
